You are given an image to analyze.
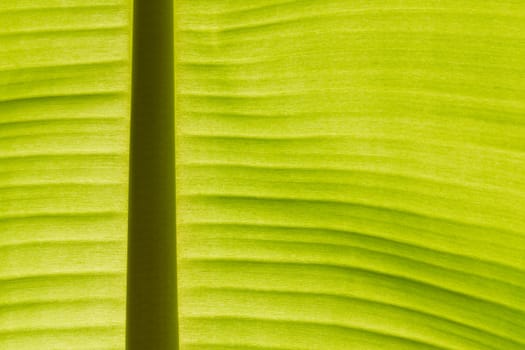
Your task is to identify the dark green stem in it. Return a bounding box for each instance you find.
[127,0,177,348]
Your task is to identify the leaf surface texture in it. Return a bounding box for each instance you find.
[175,1,525,349]
[0,1,132,349]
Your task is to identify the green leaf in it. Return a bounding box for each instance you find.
[175,1,525,349]
[0,1,132,349]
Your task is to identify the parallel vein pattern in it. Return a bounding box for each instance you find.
[0,1,131,349]
[175,1,525,349]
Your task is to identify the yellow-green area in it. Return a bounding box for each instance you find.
[0,1,132,349]
[175,1,525,349]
